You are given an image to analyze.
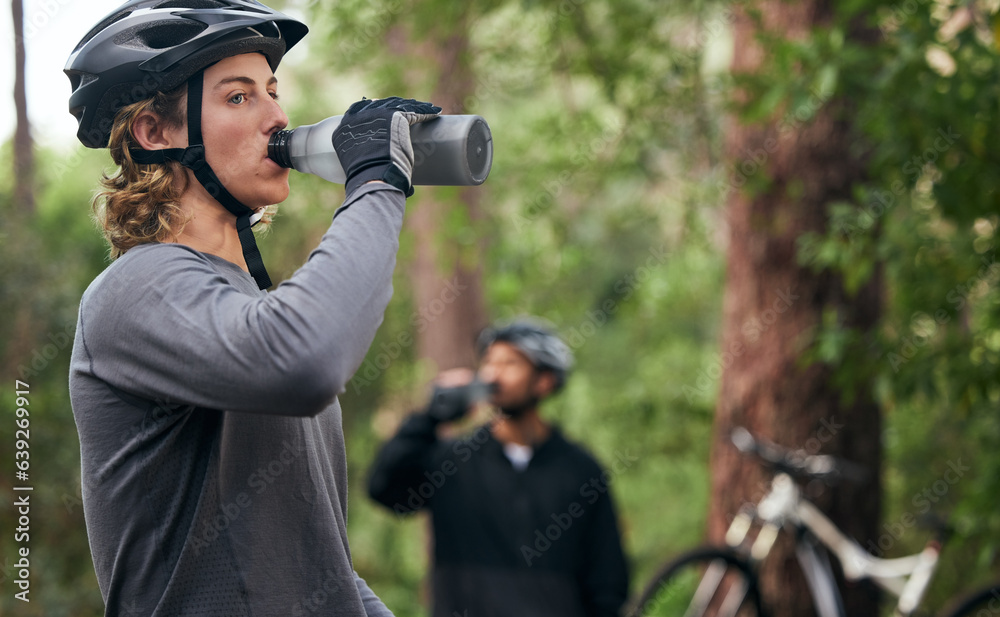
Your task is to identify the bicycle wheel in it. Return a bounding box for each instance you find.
[628,546,763,617]
[940,582,1000,617]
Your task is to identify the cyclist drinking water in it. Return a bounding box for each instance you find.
[66,1,438,614]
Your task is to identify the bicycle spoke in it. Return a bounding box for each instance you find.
[717,576,750,617]
[687,559,729,617]
[631,547,762,617]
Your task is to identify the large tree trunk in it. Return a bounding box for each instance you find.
[707,3,882,616]
[404,11,488,373]
[409,190,488,371]
[12,0,35,214]
[3,0,38,378]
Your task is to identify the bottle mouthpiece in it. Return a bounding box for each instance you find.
[268,130,294,169]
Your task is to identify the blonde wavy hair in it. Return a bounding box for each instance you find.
[93,86,189,259]
[93,86,276,260]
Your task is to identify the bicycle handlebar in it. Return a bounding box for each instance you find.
[731,427,869,484]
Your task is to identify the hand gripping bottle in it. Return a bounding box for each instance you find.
[268,114,493,186]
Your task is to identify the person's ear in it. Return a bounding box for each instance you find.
[132,110,185,151]
[533,371,557,399]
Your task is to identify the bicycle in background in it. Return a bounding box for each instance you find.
[628,427,1000,617]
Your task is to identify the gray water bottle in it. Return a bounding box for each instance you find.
[268,114,493,186]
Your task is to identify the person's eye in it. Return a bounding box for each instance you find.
[269,91,280,101]
[229,93,246,105]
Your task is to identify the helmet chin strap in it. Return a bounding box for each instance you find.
[130,71,273,290]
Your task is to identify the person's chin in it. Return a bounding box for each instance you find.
[277,174,291,200]
[246,180,289,207]
[268,184,290,205]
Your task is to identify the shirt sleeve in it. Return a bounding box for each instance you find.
[79,184,405,416]
[354,572,395,617]
[366,412,441,513]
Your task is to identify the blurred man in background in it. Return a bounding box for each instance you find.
[368,317,629,617]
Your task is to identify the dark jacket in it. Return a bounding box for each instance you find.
[368,413,630,617]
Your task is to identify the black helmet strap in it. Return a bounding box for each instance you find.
[130,70,272,290]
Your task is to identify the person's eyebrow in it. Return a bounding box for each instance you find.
[214,76,279,89]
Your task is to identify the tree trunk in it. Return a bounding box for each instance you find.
[404,11,488,374]
[408,190,488,372]
[707,3,882,616]
[3,0,38,378]
[12,0,35,214]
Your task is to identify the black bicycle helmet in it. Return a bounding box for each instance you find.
[66,0,307,149]
[477,318,574,391]
[65,0,308,290]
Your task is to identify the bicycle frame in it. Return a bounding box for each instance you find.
[724,473,941,617]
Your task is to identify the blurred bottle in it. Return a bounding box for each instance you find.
[268,114,493,186]
[426,378,498,423]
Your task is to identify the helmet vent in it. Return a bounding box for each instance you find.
[73,7,138,53]
[153,0,227,8]
[66,71,98,90]
[115,21,208,50]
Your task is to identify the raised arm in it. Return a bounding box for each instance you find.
[367,412,443,514]
[79,183,405,415]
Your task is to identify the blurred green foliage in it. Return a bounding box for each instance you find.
[1,0,999,615]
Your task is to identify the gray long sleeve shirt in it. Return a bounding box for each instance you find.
[69,184,402,617]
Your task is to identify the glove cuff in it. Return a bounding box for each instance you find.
[344,164,413,198]
[382,165,414,197]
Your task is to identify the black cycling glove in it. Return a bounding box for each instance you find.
[332,96,441,197]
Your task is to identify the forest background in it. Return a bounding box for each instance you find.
[1,0,999,615]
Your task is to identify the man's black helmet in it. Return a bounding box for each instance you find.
[477,318,574,391]
[65,0,308,149]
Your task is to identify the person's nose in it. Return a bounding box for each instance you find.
[265,97,289,134]
[478,363,499,384]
